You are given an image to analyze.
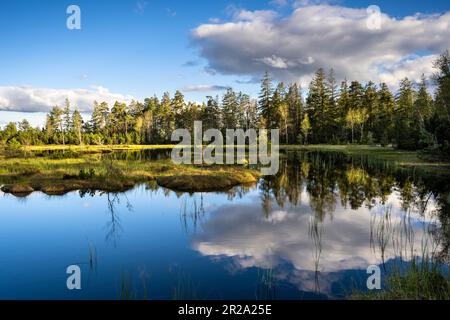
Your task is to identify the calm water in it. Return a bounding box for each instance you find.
[0,151,449,299]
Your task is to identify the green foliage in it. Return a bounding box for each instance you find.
[353,258,450,300]
[78,168,96,180]
[1,51,449,159]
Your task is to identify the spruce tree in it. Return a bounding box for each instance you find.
[258,71,275,128]
[306,68,329,143]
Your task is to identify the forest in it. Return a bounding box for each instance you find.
[1,51,450,158]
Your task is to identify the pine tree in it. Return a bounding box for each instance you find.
[395,78,417,149]
[374,83,395,146]
[337,80,350,142]
[238,93,257,130]
[272,82,286,141]
[92,101,109,133]
[348,81,364,110]
[432,51,450,155]
[45,114,54,143]
[433,50,450,120]
[62,99,72,146]
[364,81,378,138]
[222,88,239,129]
[172,90,185,128]
[414,75,435,148]
[50,106,63,144]
[306,68,329,143]
[325,69,339,141]
[258,71,275,128]
[286,83,304,143]
[159,92,173,141]
[202,96,221,130]
[72,109,83,145]
[415,75,433,122]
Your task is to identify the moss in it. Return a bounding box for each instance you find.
[40,184,83,195]
[157,171,259,192]
[0,149,260,196]
[1,184,34,196]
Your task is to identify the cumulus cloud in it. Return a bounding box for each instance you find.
[182,84,228,92]
[192,190,438,295]
[0,85,134,113]
[191,4,450,87]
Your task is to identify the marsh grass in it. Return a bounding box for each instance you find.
[256,268,276,300]
[120,272,137,300]
[283,145,450,173]
[172,271,199,300]
[88,243,98,273]
[0,148,260,195]
[353,203,450,300]
[352,257,450,300]
[179,195,205,233]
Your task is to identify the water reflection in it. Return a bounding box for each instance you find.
[188,151,450,297]
[0,150,449,299]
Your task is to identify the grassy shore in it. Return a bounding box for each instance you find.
[1,144,448,196]
[22,144,181,152]
[0,147,259,196]
[282,144,450,173]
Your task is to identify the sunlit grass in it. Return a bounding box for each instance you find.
[283,144,450,170]
[0,149,260,195]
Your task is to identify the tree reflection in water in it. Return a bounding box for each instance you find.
[189,150,450,297]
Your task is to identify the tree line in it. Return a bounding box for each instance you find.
[1,51,449,157]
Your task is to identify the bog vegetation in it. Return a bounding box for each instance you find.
[1,51,450,160]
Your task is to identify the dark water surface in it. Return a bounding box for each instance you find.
[0,150,449,299]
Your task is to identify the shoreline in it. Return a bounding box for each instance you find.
[1,144,449,197]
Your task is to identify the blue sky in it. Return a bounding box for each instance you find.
[1,0,450,126]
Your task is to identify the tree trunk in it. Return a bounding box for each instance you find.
[285,119,288,144]
[61,124,65,146]
[351,125,354,144]
[360,124,364,143]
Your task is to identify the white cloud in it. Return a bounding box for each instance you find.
[192,4,450,87]
[256,55,289,69]
[192,190,438,295]
[0,85,134,113]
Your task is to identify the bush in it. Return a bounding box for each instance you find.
[78,168,96,180]
[7,138,22,150]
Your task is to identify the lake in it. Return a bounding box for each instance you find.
[0,150,449,299]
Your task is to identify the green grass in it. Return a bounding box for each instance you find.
[157,171,259,192]
[1,144,449,195]
[282,144,450,172]
[0,148,260,195]
[352,259,450,300]
[22,144,181,152]
[20,144,450,168]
